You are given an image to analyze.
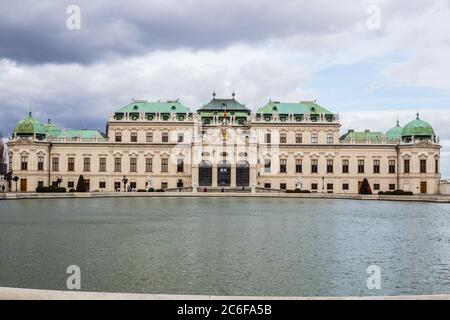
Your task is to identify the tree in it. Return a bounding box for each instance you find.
[0,133,6,176]
[359,178,372,195]
[76,175,87,192]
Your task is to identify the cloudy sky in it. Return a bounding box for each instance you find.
[0,0,449,177]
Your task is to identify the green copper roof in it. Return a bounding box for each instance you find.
[14,113,46,135]
[340,131,385,143]
[58,130,105,139]
[401,114,435,137]
[256,101,333,115]
[117,100,191,114]
[385,121,403,140]
[44,120,63,138]
[198,97,250,112]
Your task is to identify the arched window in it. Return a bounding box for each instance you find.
[199,160,212,186]
[217,160,231,187]
[236,160,250,187]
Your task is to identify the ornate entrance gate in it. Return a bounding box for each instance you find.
[236,160,250,187]
[199,160,212,186]
[217,160,231,187]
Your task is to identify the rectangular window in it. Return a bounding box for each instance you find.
[99,158,106,172]
[374,184,380,191]
[146,131,153,142]
[404,159,410,174]
[296,133,302,144]
[280,183,287,190]
[161,182,168,189]
[373,160,380,174]
[311,159,318,173]
[38,157,44,171]
[130,158,137,173]
[52,157,59,171]
[264,183,271,189]
[130,182,137,189]
[21,157,28,171]
[177,133,184,143]
[342,183,349,191]
[342,159,349,174]
[389,184,396,191]
[295,159,302,173]
[280,159,287,173]
[146,158,153,172]
[280,133,287,144]
[327,183,334,192]
[311,183,318,191]
[162,132,169,143]
[327,133,333,144]
[115,132,122,142]
[99,181,106,189]
[83,158,90,172]
[311,133,318,144]
[389,160,396,174]
[420,159,427,174]
[436,159,439,174]
[68,181,74,189]
[177,159,184,173]
[358,160,365,174]
[327,159,333,173]
[265,133,271,144]
[161,158,168,173]
[264,159,271,173]
[130,132,138,142]
[68,157,75,172]
[114,158,121,172]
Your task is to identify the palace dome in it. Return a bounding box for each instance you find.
[401,113,435,138]
[385,121,403,140]
[13,113,46,136]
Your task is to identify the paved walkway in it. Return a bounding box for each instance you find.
[0,287,449,300]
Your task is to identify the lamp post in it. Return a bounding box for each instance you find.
[322,176,325,193]
[13,176,19,192]
[122,175,128,192]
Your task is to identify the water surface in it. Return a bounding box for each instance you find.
[1,197,450,296]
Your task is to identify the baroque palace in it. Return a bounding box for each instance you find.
[7,93,441,194]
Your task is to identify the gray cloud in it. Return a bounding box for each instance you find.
[0,0,371,64]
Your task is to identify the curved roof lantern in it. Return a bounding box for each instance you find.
[44,119,63,138]
[401,113,435,138]
[385,120,403,140]
[13,112,46,137]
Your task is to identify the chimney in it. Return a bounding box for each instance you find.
[365,129,370,133]
[348,129,354,133]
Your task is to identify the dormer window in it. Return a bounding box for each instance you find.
[171,105,176,111]
[272,106,278,112]
[133,105,139,110]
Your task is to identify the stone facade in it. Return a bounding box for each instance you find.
[6,96,442,194]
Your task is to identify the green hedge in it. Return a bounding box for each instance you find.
[286,189,311,193]
[379,189,413,196]
[36,186,67,193]
[155,189,165,192]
